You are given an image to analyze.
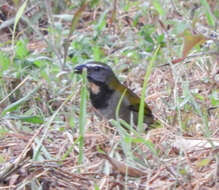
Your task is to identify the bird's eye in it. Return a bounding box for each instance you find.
[94,66,100,71]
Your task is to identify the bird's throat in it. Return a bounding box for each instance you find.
[88,82,114,109]
[88,82,100,95]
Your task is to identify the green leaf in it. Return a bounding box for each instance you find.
[0,52,10,72]
[15,40,29,59]
[200,0,215,26]
[179,168,187,175]
[94,9,108,32]
[90,0,100,8]
[156,34,164,43]
[92,46,103,61]
[0,154,5,163]
[153,0,165,16]
[196,158,210,167]
[12,0,28,46]
[5,114,44,124]
[210,91,219,106]
[94,184,100,190]
[194,93,205,101]
[0,127,8,137]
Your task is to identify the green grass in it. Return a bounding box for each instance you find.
[137,45,160,131]
[78,69,87,166]
[0,0,218,189]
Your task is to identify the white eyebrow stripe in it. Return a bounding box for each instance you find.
[87,63,105,68]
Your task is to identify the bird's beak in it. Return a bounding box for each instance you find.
[74,63,87,74]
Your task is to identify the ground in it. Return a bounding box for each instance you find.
[0,0,219,189]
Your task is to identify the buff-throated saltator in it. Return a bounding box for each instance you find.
[74,61,154,127]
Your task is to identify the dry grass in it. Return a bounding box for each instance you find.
[0,0,219,189]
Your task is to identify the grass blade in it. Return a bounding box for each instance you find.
[12,0,28,48]
[4,115,44,124]
[137,46,160,131]
[200,0,215,27]
[2,84,42,116]
[78,69,87,165]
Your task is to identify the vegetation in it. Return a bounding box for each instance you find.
[0,0,218,189]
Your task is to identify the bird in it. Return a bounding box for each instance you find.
[74,61,154,129]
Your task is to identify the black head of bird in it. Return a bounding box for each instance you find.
[74,61,154,127]
[74,62,116,84]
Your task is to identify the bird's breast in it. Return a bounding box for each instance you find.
[88,82,137,123]
[98,90,131,120]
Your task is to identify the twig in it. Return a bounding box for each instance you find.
[0,126,43,180]
[0,75,30,105]
[157,50,219,67]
